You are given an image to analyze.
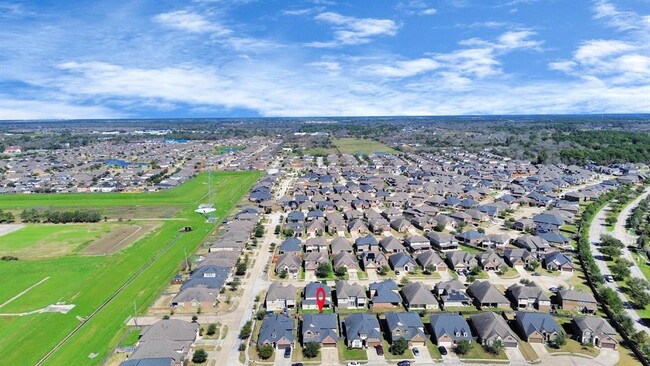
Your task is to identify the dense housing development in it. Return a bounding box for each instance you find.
[2,118,650,366]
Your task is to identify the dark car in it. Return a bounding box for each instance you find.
[284,347,291,358]
[291,363,303,366]
[438,346,448,355]
[375,344,384,356]
[397,361,411,366]
[532,272,541,276]
[413,347,420,356]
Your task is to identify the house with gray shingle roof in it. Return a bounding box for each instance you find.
[572,316,618,349]
[506,282,550,311]
[467,281,510,309]
[515,312,562,343]
[369,280,402,309]
[385,312,427,346]
[477,249,506,271]
[265,282,297,312]
[558,289,596,314]
[401,282,438,310]
[302,313,339,347]
[330,237,354,254]
[388,253,417,275]
[445,250,479,271]
[258,314,294,349]
[342,313,383,348]
[427,232,459,252]
[469,312,518,348]
[416,250,447,272]
[429,314,473,348]
[335,281,366,309]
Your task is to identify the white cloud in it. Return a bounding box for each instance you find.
[366,58,439,78]
[0,97,121,119]
[153,10,231,35]
[309,12,399,47]
[420,8,438,15]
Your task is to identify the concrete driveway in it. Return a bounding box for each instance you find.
[321,347,339,366]
[274,347,292,366]
[412,345,434,364]
[366,346,387,364]
[505,346,527,366]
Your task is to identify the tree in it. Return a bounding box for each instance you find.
[303,342,321,358]
[335,266,348,278]
[192,349,208,363]
[612,258,632,280]
[274,225,281,235]
[255,223,265,238]
[526,259,540,271]
[258,344,274,359]
[400,276,411,286]
[425,264,436,274]
[626,277,650,308]
[434,223,445,232]
[240,320,253,339]
[551,333,566,348]
[485,340,503,355]
[236,261,247,276]
[378,265,389,276]
[391,338,409,355]
[279,269,288,279]
[256,308,267,320]
[316,262,333,278]
[600,245,621,259]
[206,323,217,336]
[455,340,473,355]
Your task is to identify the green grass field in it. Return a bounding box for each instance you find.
[0,223,114,258]
[332,138,398,155]
[0,171,261,366]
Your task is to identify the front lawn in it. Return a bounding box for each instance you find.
[337,341,368,361]
[425,340,442,360]
[461,345,508,360]
[546,339,600,357]
[291,342,322,363]
[382,340,414,360]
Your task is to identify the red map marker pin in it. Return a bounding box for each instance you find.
[316,287,326,313]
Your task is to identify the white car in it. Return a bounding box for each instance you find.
[347,362,361,366]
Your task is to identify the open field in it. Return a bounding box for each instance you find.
[0,224,115,258]
[81,222,160,255]
[332,138,399,155]
[0,171,262,366]
[0,224,25,237]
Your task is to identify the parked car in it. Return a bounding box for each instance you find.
[375,344,384,356]
[549,287,559,292]
[438,346,448,355]
[347,362,361,366]
[291,363,303,366]
[284,347,291,358]
[532,272,541,276]
[413,347,420,356]
[397,361,411,366]
[605,275,614,283]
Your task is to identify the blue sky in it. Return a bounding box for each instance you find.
[1,0,649,119]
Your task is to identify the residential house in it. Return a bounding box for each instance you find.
[543,251,574,272]
[304,237,328,253]
[572,316,618,349]
[380,236,407,254]
[477,249,506,271]
[469,312,518,348]
[467,281,510,309]
[304,251,329,278]
[335,281,367,309]
[427,232,459,252]
[369,279,402,309]
[333,252,361,273]
[330,237,354,254]
[126,319,199,366]
[404,235,431,252]
[361,251,388,272]
[429,314,473,348]
[503,248,535,268]
[265,282,297,312]
[302,313,339,347]
[515,235,551,255]
[456,230,487,246]
[401,282,439,310]
[279,237,302,254]
[303,282,332,310]
[507,282,551,311]
[515,312,562,343]
[342,313,383,348]
[445,250,479,271]
[384,312,427,346]
[389,253,417,275]
[354,235,379,253]
[558,289,597,314]
[258,314,294,349]
[416,250,448,272]
[275,253,301,279]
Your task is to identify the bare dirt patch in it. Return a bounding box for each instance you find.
[82,222,160,255]
[0,224,25,237]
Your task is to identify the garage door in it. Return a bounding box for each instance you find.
[438,341,453,348]
[601,342,617,349]
[505,341,518,348]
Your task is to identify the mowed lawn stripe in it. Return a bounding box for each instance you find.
[0,171,261,366]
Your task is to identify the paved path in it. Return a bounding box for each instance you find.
[613,187,650,281]
[589,201,650,333]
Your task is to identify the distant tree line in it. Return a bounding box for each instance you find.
[20,208,101,223]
